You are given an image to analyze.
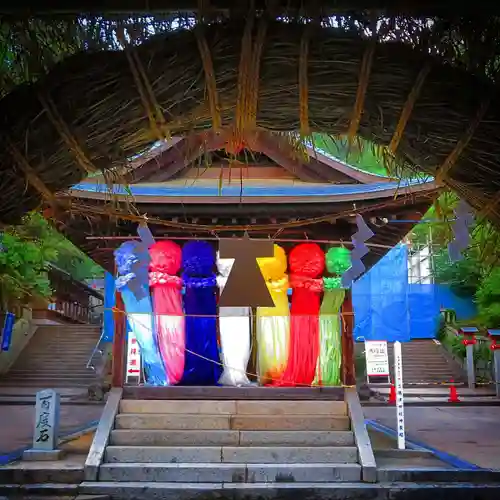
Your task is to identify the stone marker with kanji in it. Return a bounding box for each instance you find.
[218,235,275,308]
[23,389,64,461]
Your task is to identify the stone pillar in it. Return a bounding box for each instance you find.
[23,389,63,461]
[488,330,500,399]
[459,327,478,390]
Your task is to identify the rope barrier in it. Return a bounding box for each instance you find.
[111,307,353,388]
[70,192,435,233]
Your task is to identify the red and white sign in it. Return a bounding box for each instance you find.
[125,332,141,383]
[365,341,389,377]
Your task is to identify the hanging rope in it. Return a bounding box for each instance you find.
[232,12,268,152]
[68,192,433,233]
[435,98,490,185]
[38,93,98,175]
[299,24,311,137]
[389,63,431,154]
[347,38,376,142]
[109,307,356,388]
[7,140,58,209]
[195,26,222,131]
[118,28,170,143]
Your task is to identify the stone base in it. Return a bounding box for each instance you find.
[22,448,65,461]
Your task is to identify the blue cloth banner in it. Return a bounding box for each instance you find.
[1,312,15,351]
[103,272,115,342]
[115,241,168,386]
[181,241,222,386]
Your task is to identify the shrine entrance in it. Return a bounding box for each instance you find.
[0,6,495,396]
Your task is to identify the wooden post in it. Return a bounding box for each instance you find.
[341,289,356,386]
[111,292,126,388]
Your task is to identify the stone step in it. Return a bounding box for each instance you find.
[13,361,91,367]
[119,399,347,416]
[98,462,362,482]
[104,446,359,464]
[0,463,84,484]
[114,414,351,431]
[109,429,355,447]
[0,370,95,382]
[21,348,94,354]
[7,370,94,376]
[0,380,92,387]
[401,363,454,367]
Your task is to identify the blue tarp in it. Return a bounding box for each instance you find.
[434,284,477,321]
[353,244,411,342]
[352,244,477,341]
[408,284,440,339]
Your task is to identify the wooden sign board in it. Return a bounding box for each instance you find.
[218,235,275,308]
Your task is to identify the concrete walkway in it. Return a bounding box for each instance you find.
[0,403,103,456]
[367,386,500,406]
[365,406,500,470]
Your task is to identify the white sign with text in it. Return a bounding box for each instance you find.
[125,331,142,383]
[365,340,390,377]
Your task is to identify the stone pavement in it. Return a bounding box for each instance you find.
[365,406,500,470]
[0,403,103,456]
[368,387,499,405]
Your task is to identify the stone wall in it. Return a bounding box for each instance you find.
[0,308,37,375]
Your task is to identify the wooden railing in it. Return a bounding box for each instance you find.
[33,264,104,324]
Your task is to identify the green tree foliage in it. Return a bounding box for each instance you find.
[0,212,103,309]
[312,134,389,176]
[410,191,500,326]
[17,212,104,282]
[432,250,482,298]
[476,268,500,328]
[0,225,54,309]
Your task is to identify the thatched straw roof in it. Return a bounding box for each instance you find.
[1,12,500,225]
[0,1,495,15]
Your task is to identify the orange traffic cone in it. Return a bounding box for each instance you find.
[448,380,461,403]
[388,382,396,404]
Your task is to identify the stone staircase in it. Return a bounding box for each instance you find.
[98,398,362,483]
[0,324,101,389]
[387,340,466,385]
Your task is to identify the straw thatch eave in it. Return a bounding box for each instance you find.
[0,17,499,224]
[0,0,495,16]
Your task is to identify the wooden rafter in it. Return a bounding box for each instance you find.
[125,128,373,184]
[127,130,230,183]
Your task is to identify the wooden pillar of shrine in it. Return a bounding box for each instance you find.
[341,289,356,386]
[111,292,126,388]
